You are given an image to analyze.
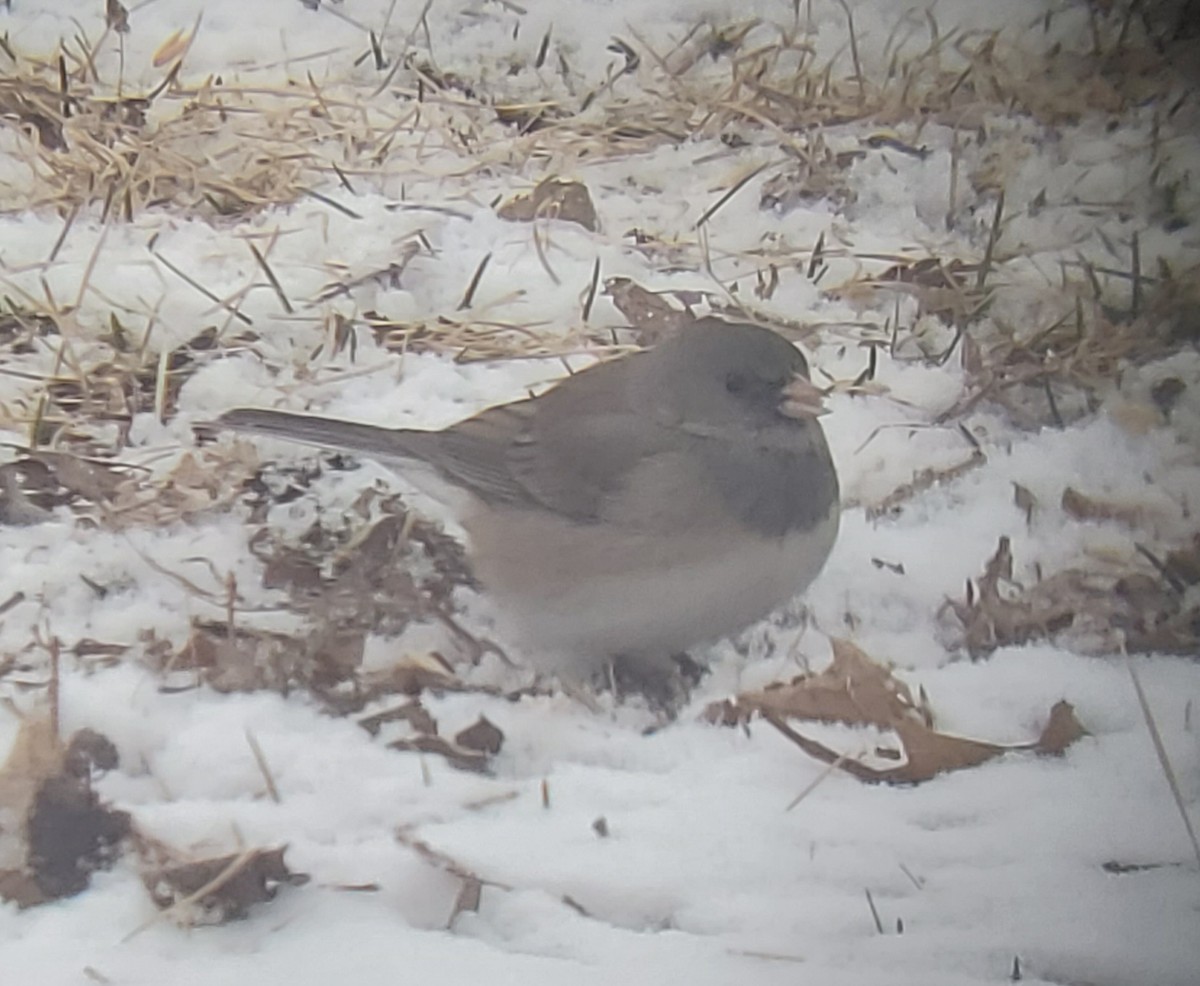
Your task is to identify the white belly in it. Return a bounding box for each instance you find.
[468,506,839,677]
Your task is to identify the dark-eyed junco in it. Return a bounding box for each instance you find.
[214,318,840,687]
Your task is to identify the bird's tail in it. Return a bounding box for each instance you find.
[214,408,419,466]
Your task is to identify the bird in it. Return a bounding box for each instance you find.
[212,318,840,694]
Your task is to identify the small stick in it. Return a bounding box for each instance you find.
[457,252,492,310]
[836,0,864,103]
[1126,647,1200,869]
[301,188,363,219]
[864,888,884,934]
[248,242,293,314]
[695,160,770,228]
[49,637,61,742]
[806,230,824,279]
[153,251,253,325]
[975,190,1005,290]
[1130,230,1141,317]
[245,729,281,803]
[581,258,600,322]
[946,125,960,230]
[122,846,260,941]
[73,219,115,310]
[785,752,848,811]
[531,223,560,287]
[47,204,80,264]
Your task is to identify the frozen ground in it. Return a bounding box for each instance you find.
[1,1,1198,984]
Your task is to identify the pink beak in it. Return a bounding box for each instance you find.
[779,372,829,419]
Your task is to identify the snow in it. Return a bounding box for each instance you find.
[2,1,1199,985]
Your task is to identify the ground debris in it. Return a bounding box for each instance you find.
[706,638,1087,784]
[497,177,599,231]
[942,535,1200,659]
[0,718,129,907]
[139,845,308,925]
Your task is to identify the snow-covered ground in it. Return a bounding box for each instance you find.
[1,1,1198,983]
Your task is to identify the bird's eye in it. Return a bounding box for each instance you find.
[725,371,748,394]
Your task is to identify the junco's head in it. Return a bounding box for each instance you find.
[214,318,840,691]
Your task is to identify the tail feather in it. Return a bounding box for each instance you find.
[216,408,422,467]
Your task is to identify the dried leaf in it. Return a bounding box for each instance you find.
[888,719,1004,781]
[23,450,128,503]
[1061,486,1142,526]
[0,465,54,526]
[1163,535,1200,586]
[943,535,1200,658]
[715,641,1088,785]
[388,735,491,773]
[105,0,130,33]
[0,719,129,906]
[360,653,460,697]
[496,178,598,231]
[142,846,307,924]
[603,276,694,342]
[706,638,919,729]
[1012,482,1037,525]
[455,716,504,755]
[866,449,988,519]
[1033,700,1088,755]
[358,700,439,738]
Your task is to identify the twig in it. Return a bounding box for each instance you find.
[836,0,865,103]
[695,160,771,228]
[864,888,884,934]
[152,251,253,325]
[581,258,601,322]
[457,252,492,310]
[245,729,281,804]
[248,242,294,314]
[1125,646,1200,870]
[975,190,1005,290]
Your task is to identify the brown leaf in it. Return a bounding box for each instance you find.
[866,449,988,520]
[261,550,324,594]
[766,704,1084,785]
[389,735,491,773]
[358,700,439,738]
[1032,700,1088,755]
[1062,486,1142,526]
[455,716,504,755]
[602,277,694,342]
[1164,534,1200,586]
[943,535,1200,658]
[1012,482,1037,525]
[105,0,130,33]
[0,870,48,908]
[142,846,307,924]
[888,720,1004,781]
[496,177,598,231]
[26,450,128,503]
[360,654,460,697]
[705,638,920,729]
[716,641,1090,785]
[0,465,54,526]
[0,718,129,906]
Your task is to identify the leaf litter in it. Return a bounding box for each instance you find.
[706,638,1087,784]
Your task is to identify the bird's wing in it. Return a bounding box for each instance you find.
[404,356,678,523]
